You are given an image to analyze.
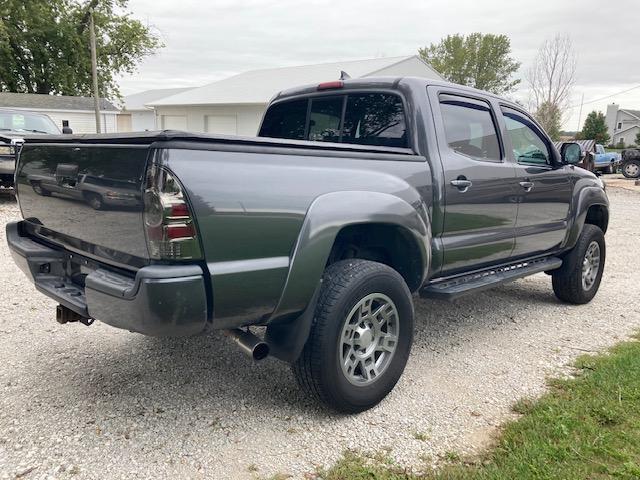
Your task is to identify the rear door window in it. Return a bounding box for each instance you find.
[258,98,307,140]
[439,96,501,162]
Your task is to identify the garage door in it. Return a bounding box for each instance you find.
[162,115,187,130]
[205,115,237,135]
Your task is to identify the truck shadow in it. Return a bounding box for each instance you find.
[21,276,565,424]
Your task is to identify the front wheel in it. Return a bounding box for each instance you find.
[292,259,414,413]
[552,224,605,304]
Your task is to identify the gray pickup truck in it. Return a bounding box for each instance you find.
[7,77,609,413]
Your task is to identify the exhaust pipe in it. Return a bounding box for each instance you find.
[224,328,269,361]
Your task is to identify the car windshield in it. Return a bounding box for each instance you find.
[0,111,60,134]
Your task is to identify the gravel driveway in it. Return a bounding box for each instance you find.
[1,185,639,480]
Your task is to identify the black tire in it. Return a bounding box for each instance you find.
[86,193,104,210]
[552,224,605,304]
[31,182,51,196]
[292,259,414,413]
[622,160,640,179]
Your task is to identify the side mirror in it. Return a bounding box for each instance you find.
[62,120,73,134]
[561,142,583,164]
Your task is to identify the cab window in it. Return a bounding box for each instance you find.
[259,92,408,148]
[502,109,551,166]
[439,97,501,162]
[258,98,307,140]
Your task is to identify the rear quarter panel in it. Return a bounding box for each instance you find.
[160,146,431,328]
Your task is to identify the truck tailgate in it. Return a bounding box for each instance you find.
[15,143,150,269]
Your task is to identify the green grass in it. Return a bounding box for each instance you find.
[320,336,640,480]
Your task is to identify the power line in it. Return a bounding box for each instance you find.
[570,84,640,108]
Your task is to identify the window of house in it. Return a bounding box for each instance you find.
[502,109,551,166]
[617,122,622,130]
[439,97,501,161]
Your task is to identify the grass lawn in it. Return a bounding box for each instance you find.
[320,336,640,480]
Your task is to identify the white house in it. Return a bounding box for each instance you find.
[120,87,193,132]
[147,55,443,136]
[605,104,640,147]
[0,92,118,134]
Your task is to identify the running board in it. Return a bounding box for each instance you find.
[420,257,563,301]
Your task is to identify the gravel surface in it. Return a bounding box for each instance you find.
[1,185,639,480]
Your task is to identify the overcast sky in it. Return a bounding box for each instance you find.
[118,0,640,131]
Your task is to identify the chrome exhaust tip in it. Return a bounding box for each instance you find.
[224,328,269,361]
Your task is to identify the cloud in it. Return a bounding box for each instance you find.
[118,0,640,130]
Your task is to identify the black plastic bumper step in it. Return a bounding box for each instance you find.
[420,256,563,301]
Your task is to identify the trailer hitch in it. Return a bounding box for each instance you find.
[56,304,94,326]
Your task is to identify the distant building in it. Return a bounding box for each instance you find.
[120,87,194,132]
[131,55,443,136]
[0,92,118,134]
[605,104,640,146]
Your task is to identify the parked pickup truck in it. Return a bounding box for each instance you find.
[0,108,63,190]
[7,77,609,413]
[594,144,619,174]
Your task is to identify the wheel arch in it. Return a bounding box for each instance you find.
[564,186,609,250]
[265,190,430,362]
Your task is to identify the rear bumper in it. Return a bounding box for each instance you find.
[6,221,208,336]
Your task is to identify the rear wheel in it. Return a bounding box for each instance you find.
[622,160,640,179]
[552,224,605,304]
[292,259,414,413]
[31,182,50,196]
[86,193,104,210]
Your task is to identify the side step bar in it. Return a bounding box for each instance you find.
[420,256,563,301]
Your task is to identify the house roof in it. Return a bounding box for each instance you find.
[615,124,640,136]
[149,55,442,107]
[620,109,640,120]
[0,92,118,112]
[123,87,194,111]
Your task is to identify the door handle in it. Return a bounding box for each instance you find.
[450,178,473,191]
[519,180,534,192]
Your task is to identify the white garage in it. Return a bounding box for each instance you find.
[148,55,443,136]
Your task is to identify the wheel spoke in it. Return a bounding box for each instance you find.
[377,333,398,353]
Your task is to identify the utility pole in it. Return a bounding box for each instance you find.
[575,92,585,139]
[89,9,101,134]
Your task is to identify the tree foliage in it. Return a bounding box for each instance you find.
[580,111,610,145]
[418,33,521,95]
[535,101,562,141]
[0,0,162,99]
[635,130,640,147]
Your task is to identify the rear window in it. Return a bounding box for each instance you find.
[258,98,307,140]
[259,92,408,148]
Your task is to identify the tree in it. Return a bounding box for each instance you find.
[418,33,521,95]
[527,35,576,129]
[536,101,562,140]
[0,0,162,99]
[635,130,640,147]
[580,111,610,144]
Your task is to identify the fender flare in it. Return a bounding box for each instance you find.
[266,190,430,362]
[564,186,609,250]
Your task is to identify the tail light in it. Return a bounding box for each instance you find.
[143,165,202,260]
